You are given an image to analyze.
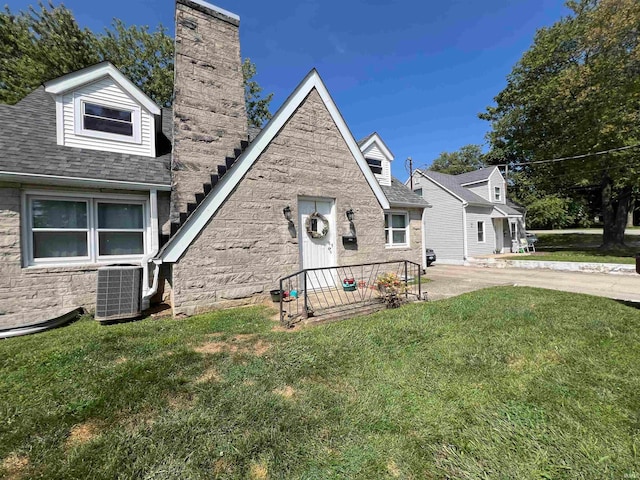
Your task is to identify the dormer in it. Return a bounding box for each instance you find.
[358,132,393,186]
[44,62,161,158]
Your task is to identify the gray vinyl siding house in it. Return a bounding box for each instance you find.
[410,166,525,263]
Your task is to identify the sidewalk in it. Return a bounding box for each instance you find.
[425,264,640,303]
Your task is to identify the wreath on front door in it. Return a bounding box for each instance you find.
[305,212,329,239]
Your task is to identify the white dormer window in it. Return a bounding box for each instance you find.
[494,186,502,202]
[74,96,142,144]
[366,158,383,175]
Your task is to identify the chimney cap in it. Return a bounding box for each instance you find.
[178,0,240,23]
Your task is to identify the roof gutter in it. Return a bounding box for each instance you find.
[0,171,171,191]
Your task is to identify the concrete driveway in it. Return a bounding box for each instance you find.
[425,264,640,303]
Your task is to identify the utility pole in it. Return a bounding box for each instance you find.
[407,156,414,190]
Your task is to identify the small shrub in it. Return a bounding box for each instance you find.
[374,272,408,308]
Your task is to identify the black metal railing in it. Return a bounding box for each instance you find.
[278,260,424,327]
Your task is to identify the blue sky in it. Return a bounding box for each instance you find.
[9,0,570,180]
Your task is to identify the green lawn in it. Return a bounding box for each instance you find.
[504,233,640,264]
[1,288,639,479]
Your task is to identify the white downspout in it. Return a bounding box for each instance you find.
[462,202,469,261]
[141,189,161,310]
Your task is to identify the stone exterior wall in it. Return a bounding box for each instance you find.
[171,0,248,220]
[0,185,97,328]
[170,89,424,316]
[0,184,170,328]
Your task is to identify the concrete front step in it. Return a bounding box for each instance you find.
[467,257,636,276]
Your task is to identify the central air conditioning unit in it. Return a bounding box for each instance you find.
[95,265,143,323]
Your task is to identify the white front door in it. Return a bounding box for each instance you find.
[299,198,336,290]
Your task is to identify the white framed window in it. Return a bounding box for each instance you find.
[510,222,517,240]
[477,221,485,243]
[384,211,409,248]
[494,186,501,202]
[414,188,423,197]
[74,95,141,144]
[24,192,148,267]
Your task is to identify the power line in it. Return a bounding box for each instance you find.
[498,143,640,167]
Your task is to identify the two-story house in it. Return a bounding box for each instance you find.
[410,167,525,263]
[0,0,428,330]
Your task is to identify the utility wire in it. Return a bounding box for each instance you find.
[498,143,640,167]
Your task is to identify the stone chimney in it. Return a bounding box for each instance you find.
[171,0,248,220]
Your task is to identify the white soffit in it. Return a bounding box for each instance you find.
[161,69,390,263]
[44,62,161,115]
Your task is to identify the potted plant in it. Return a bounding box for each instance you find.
[374,272,407,308]
[342,277,356,292]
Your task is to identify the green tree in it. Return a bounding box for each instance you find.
[97,19,174,107]
[481,0,640,247]
[428,144,486,175]
[242,58,273,128]
[0,1,98,104]
[1,2,272,124]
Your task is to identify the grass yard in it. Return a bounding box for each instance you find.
[1,287,639,479]
[505,233,640,264]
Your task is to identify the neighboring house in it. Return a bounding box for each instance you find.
[409,167,525,264]
[0,0,428,326]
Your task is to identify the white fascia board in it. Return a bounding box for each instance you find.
[0,171,171,191]
[415,170,465,204]
[44,62,161,116]
[460,178,489,187]
[494,205,522,218]
[161,69,390,263]
[359,132,395,161]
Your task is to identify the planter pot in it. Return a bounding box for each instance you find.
[270,289,283,302]
[342,278,356,292]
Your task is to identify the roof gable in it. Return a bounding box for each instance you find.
[456,166,500,186]
[358,132,394,160]
[417,170,492,206]
[160,69,390,263]
[44,62,161,115]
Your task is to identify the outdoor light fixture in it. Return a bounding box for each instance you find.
[283,205,293,222]
[346,209,354,222]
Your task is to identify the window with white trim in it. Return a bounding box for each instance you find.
[414,188,423,197]
[74,96,142,144]
[384,212,409,247]
[494,186,502,202]
[477,221,485,242]
[510,222,517,240]
[26,194,147,266]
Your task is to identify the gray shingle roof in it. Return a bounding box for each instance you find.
[496,203,523,216]
[454,166,497,185]
[418,170,492,206]
[381,177,430,208]
[357,132,376,147]
[0,87,171,185]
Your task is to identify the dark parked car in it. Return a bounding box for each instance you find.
[426,248,436,267]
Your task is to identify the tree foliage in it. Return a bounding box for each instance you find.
[0,1,272,123]
[428,144,486,175]
[481,0,640,246]
[242,58,273,128]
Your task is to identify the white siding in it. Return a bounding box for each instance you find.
[362,143,391,186]
[467,181,490,202]
[465,205,497,257]
[488,168,506,204]
[60,76,154,157]
[417,175,465,262]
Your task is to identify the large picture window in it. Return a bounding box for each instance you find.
[384,212,409,247]
[26,194,147,266]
